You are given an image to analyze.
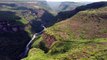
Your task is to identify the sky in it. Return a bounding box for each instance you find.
[46,0,107,2]
[0,0,106,2]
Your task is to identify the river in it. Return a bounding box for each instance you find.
[19,25,46,59]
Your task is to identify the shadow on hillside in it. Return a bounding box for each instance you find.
[0,11,30,60]
[1,2,107,28]
[40,10,56,27]
[29,10,57,31]
[29,2,107,34]
[56,2,107,21]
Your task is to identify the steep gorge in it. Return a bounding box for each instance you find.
[0,11,31,60]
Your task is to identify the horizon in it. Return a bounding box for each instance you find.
[0,0,106,3]
[46,0,107,2]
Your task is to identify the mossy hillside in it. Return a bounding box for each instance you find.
[46,6,107,40]
[23,38,107,60]
[23,6,107,60]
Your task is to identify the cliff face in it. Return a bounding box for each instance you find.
[0,11,31,60]
[0,2,56,60]
[37,32,56,53]
[42,32,56,48]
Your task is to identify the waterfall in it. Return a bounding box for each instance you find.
[19,26,45,58]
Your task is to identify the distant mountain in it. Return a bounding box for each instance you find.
[58,2,89,12]
[47,2,61,11]
[47,2,89,12]
[57,2,107,20]
[33,1,52,11]
[0,0,45,3]
[0,1,52,12]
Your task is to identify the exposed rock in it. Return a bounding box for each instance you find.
[42,32,56,48]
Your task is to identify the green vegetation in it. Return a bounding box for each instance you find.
[23,48,52,60]
[1,2,107,60]
[23,38,107,60]
[18,18,29,24]
[24,6,107,60]
[0,3,37,60]
[0,3,37,36]
[32,36,43,48]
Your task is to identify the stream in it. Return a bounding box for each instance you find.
[19,25,46,59]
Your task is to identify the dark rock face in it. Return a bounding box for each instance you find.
[0,11,30,60]
[30,20,44,33]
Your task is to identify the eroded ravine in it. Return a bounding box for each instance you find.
[0,6,56,60]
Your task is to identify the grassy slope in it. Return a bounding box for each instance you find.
[23,7,107,60]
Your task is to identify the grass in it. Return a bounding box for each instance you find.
[22,48,53,60]
[18,18,29,24]
[23,6,107,60]
[32,36,43,48]
[23,38,107,60]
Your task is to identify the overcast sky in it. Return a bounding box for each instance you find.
[46,0,107,2]
[0,0,106,2]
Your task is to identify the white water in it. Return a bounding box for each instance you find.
[24,33,37,56]
[19,25,46,58]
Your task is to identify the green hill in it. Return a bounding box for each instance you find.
[23,5,107,60]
